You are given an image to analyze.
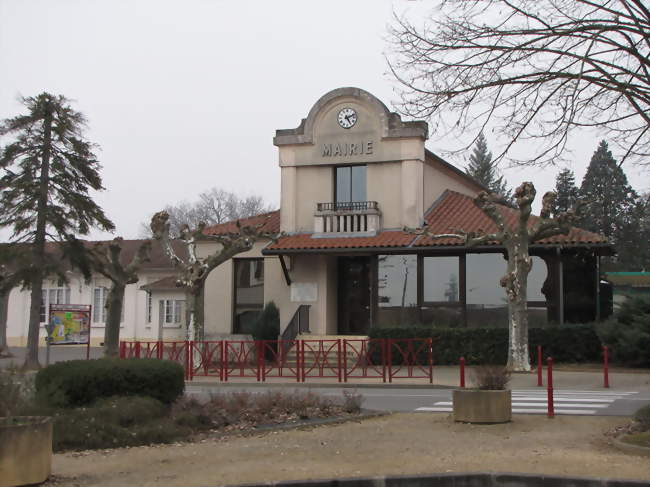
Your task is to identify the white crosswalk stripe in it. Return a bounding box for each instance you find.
[415,389,638,416]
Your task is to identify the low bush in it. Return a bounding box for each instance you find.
[472,365,511,390]
[634,404,650,431]
[369,324,601,365]
[51,396,188,451]
[35,358,185,407]
[597,296,650,367]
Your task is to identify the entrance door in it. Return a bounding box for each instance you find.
[338,256,372,335]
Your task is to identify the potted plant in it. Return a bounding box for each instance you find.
[453,365,512,423]
[0,369,52,486]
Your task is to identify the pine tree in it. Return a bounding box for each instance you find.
[465,133,511,200]
[551,169,579,215]
[0,93,114,369]
[579,141,637,242]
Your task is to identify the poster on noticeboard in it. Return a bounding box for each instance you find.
[48,304,92,345]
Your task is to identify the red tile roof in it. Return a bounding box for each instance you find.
[266,231,417,251]
[414,190,607,247]
[263,190,608,253]
[203,211,280,235]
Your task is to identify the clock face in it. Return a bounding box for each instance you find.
[337,108,358,129]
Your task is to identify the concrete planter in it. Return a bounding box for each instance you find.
[0,416,52,487]
[453,389,512,423]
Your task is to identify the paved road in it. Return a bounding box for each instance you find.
[185,384,650,417]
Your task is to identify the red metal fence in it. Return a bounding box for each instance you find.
[119,338,433,383]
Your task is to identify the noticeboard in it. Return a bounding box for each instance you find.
[48,304,92,345]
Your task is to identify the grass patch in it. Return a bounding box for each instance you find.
[621,432,650,448]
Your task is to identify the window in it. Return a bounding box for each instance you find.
[376,255,418,327]
[335,165,366,203]
[93,287,124,324]
[233,259,264,334]
[421,256,462,327]
[40,287,71,323]
[162,299,184,325]
[146,291,152,324]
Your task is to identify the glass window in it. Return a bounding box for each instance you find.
[163,299,184,325]
[41,287,71,323]
[93,287,107,323]
[528,256,547,301]
[335,165,366,203]
[233,259,265,334]
[423,257,460,303]
[146,291,152,323]
[376,255,418,327]
[466,253,508,328]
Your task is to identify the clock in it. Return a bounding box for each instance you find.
[337,108,357,129]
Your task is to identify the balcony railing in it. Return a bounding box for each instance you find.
[314,201,381,235]
[316,201,379,212]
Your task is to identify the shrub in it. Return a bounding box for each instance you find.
[51,396,188,452]
[251,301,280,341]
[472,365,511,390]
[35,358,185,408]
[369,324,601,365]
[597,296,650,367]
[634,404,650,431]
[342,390,364,413]
[0,368,30,416]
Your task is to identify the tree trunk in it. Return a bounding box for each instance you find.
[103,283,125,357]
[24,105,53,370]
[185,286,205,342]
[0,291,11,358]
[504,238,532,371]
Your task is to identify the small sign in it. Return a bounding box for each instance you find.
[48,304,92,345]
[290,283,317,302]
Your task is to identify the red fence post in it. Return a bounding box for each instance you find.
[428,338,433,384]
[135,341,141,359]
[603,346,610,388]
[537,345,543,387]
[221,340,227,382]
[119,341,125,359]
[547,357,554,418]
[337,339,342,383]
[157,340,163,360]
[460,357,465,388]
[381,339,387,383]
[387,339,393,383]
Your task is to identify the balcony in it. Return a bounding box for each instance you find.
[314,201,381,236]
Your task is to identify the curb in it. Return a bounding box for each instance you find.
[228,471,650,487]
[612,435,650,457]
[186,381,455,390]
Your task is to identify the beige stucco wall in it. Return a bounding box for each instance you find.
[6,270,184,347]
[366,162,402,229]
[423,157,481,209]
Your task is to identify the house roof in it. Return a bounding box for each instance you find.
[203,211,281,235]
[140,275,181,291]
[264,190,609,254]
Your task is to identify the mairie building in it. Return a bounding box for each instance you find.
[5,87,611,347]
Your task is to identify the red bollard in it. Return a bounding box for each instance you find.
[603,346,610,388]
[537,345,543,387]
[460,357,466,388]
[547,357,554,418]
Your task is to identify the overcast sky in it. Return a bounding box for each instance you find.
[1,0,648,241]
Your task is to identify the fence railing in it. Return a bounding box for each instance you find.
[119,338,433,383]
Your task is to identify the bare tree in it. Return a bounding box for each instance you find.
[141,188,272,238]
[388,0,650,167]
[150,212,279,341]
[409,182,581,371]
[89,238,151,357]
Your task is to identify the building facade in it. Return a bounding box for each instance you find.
[200,88,611,339]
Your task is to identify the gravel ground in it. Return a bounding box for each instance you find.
[43,413,650,487]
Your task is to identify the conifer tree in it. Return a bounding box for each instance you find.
[579,141,637,242]
[0,93,114,369]
[465,133,511,200]
[551,169,579,216]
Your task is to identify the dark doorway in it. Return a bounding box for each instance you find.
[338,256,372,335]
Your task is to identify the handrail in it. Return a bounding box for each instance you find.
[316,201,378,212]
[281,304,310,342]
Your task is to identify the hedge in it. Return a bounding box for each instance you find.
[35,358,185,408]
[369,324,601,365]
